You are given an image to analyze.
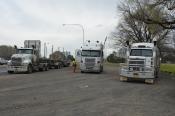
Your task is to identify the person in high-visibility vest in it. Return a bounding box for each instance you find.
[72,59,77,73]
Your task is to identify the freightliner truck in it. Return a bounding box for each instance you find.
[7,40,49,74]
[80,40,104,73]
[120,40,160,84]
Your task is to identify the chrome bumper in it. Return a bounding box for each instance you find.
[80,63,101,72]
[120,68,154,79]
[8,65,28,72]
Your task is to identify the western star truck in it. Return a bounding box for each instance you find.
[80,40,104,73]
[7,40,49,73]
[120,40,160,84]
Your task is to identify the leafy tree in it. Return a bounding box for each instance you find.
[49,51,65,61]
[107,51,125,63]
[67,55,74,61]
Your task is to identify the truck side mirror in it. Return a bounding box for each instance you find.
[153,41,157,46]
[14,45,17,53]
[126,40,129,46]
[32,45,35,49]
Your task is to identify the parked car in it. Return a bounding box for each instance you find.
[0,58,7,65]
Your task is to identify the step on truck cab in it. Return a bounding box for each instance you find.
[120,40,160,84]
[80,40,104,73]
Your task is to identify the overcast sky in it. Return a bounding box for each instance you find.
[0,0,121,56]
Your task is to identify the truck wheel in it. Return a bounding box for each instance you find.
[8,71,14,74]
[55,66,58,69]
[27,65,33,74]
[155,70,159,78]
[45,66,49,71]
[100,66,103,72]
[81,71,84,73]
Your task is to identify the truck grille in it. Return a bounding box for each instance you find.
[12,58,22,66]
[85,58,95,68]
[129,60,144,65]
[129,58,144,71]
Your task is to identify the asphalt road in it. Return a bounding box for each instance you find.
[0,65,7,75]
[0,65,175,116]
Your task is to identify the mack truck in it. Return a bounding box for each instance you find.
[80,40,104,73]
[120,40,160,84]
[7,40,49,74]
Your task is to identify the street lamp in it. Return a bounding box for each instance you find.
[62,24,85,45]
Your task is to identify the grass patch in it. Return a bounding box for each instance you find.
[160,64,175,75]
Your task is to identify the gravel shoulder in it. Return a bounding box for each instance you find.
[0,65,175,116]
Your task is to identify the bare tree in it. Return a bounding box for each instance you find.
[112,0,170,46]
[130,0,175,29]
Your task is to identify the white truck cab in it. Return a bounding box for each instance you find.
[7,40,48,74]
[120,41,160,84]
[8,48,36,73]
[80,41,104,73]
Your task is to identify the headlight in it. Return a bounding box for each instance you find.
[129,67,133,71]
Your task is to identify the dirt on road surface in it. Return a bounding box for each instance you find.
[0,64,175,116]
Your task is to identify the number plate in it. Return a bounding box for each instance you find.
[86,67,93,70]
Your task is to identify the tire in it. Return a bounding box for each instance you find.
[156,69,159,78]
[100,66,103,72]
[8,71,14,74]
[45,66,49,71]
[27,65,33,74]
[81,71,84,73]
[39,66,44,71]
[39,68,43,71]
[55,65,59,69]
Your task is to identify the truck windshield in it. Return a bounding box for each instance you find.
[17,49,33,54]
[82,50,101,57]
[130,49,153,57]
